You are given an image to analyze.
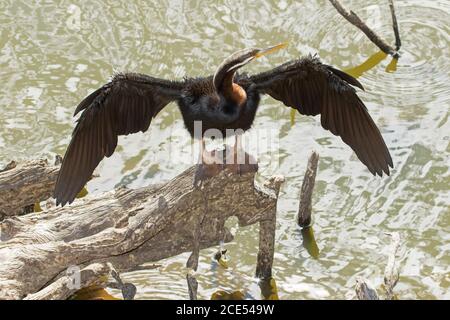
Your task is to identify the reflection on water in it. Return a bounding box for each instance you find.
[344,51,388,78]
[301,227,320,259]
[0,0,449,299]
[259,278,280,300]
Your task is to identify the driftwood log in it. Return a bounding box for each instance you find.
[24,262,112,300]
[0,155,284,300]
[0,158,60,220]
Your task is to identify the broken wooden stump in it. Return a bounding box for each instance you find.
[297,151,319,227]
[0,153,284,300]
[293,151,320,259]
[256,175,284,280]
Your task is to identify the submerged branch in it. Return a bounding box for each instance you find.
[329,0,400,58]
[388,0,402,50]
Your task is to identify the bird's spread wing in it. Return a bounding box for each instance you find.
[54,73,183,206]
[248,55,393,176]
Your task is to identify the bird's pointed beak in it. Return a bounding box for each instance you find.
[254,42,288,58]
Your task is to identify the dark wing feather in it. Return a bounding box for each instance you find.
[54,73,183,206]
[248,55,393,176]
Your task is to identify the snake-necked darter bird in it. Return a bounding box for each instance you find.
[54,43,393,206]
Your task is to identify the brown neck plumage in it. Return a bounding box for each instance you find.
[215,70,247,106]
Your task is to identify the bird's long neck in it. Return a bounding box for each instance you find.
[215,69,247,106]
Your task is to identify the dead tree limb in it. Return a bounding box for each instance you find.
[256,176,284,279]
[297,151,319,227]
[256,214,276,280]
[329,0,399,57]
[388,0,401,50]
[0,158,60,220]
[0,156,283,300]
[24,263,112,300]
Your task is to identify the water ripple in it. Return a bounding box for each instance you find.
[0,0,448,300]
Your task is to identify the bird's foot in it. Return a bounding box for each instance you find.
[193,146,258,187]
[193,163,207,188]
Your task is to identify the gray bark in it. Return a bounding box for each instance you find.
[24,263,111,300]
[256,176,284,279]
[0,159,283,300]
[297,151,319,227]
[0,158,60,220]
[388,0,402,50]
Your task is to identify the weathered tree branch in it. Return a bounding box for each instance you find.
[388,0,401,50]
[329,0,400,58]
[0,156,283,300]
[256,176,284,279]
[0,158,60,220]
[24,263,112,300]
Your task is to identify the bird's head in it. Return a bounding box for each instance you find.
[213,43,288,90]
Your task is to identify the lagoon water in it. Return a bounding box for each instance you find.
[0,0,449,299]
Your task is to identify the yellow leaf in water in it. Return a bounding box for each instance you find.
[301,226,320,259]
